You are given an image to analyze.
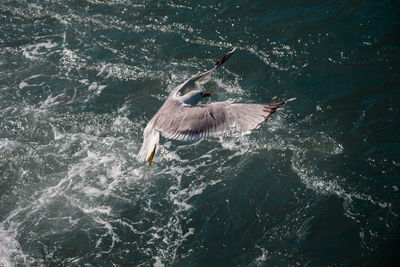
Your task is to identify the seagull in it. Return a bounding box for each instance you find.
[137,48,295,165]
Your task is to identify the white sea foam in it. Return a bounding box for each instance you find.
[18,78,44,89]
[39,93,65,109]
[183,35,297,71]
[96,62,159,81]
[81,187,104,198]
[60,48,87,76]
[0,224,30,266]
[0,138,19,151]
[82,206,112,215]
[213,76,246,100]
[0,121,141,263]
[22,40,59,60]
[263,128,392,223]
[0,229,13,267]
[51,125,66,141]
[93,217,120,253]
[254,246,269,265]
[88,82,107,96]
[18,81,29,89]
[153,256,165,267]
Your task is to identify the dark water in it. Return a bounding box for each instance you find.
[1,0,399,266]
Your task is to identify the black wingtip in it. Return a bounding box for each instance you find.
[215,47,236,68]
[263,98,296,114]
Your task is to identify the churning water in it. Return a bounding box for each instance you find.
[1,0,399,265]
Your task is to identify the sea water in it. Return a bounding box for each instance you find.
[1,0,399,265]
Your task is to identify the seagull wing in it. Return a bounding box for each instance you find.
[172,69,215,97]
[171,48,236,97]
[153,98,294,141]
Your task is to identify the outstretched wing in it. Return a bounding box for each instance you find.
[154,99,294,141]
[172,68,215,97]
[171,48,236,97]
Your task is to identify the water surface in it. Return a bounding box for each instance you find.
[1,0,399,265]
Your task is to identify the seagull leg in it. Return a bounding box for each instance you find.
[147,145,156,165]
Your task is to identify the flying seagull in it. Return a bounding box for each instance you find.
[137,48,295,165]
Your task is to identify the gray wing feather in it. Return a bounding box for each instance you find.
[171,48,236,97]
[153,99,292,140]
[172,68,215,96]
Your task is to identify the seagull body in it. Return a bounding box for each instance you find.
[137,48,295,165]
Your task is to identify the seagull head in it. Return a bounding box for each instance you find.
[182,91,212,105]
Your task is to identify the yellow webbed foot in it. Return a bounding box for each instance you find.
[147,145,156,165]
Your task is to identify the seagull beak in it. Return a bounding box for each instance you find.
[203,92,212,97]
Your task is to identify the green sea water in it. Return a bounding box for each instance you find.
[1,0,399,265]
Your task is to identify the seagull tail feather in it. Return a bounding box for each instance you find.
[137,129,160,165]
